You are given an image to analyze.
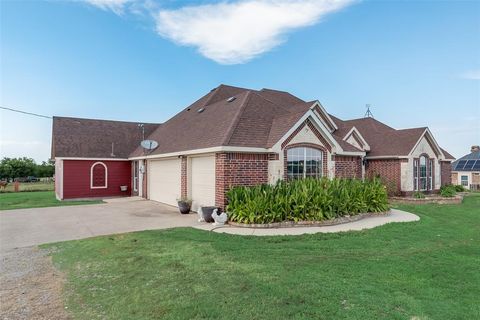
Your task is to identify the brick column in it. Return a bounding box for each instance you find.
[181,156,188,198]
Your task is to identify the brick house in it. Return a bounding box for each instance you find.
[51,84,455,208]
[451,145,480,190]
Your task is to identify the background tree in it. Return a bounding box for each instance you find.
[35,160,55,178]
[0,157,54,180]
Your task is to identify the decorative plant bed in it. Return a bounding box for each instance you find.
[389,195,463,205]
[227,211,390,229]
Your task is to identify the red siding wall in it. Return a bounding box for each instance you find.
[63,160,131,199]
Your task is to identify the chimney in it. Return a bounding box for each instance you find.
[472,145,480,153]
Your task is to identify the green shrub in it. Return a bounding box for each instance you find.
[440,185,456,198]
[226,178,389,224]
[454,185,466,192]
[413,191,425,199]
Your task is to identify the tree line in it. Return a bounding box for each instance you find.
[0,157,55,180]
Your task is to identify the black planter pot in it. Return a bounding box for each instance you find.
[177,201,191,214]
[200,206,218,223]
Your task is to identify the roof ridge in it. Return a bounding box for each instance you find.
[344,117,396,131]
[202,84,223,107]
[53,115,160,126]
[251,90,293,114]
[396,126,427,132]
[221,91,253,146]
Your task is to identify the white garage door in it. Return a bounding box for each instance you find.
[149,158,181,207]
[190,155,216,212]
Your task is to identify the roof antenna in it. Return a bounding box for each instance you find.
[110,142,116,157]
[138,123,145,140]
[364,104,374,118]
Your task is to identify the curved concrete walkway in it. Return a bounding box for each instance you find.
[193,209,419,236]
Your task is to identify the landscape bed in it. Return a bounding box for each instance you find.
[226,178,389,224]
[227,211,390,228]
[45,193,480,320]
[390,195,463,205]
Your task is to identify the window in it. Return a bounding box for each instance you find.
[461,175,468,187]
[133,161,138,192]
[287,147,323,180]
[414,155,432,191]
[428,158,434,190]
[90,162,107,189]
[419,156,427,191]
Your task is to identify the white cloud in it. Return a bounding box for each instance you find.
[85,0,132,15]
[460,69,480,80]
[154,0,356,64]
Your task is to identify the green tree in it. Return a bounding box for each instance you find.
[35,160,55,178]
[0,157,38,179]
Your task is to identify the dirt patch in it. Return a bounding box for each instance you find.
[0,246,70,320]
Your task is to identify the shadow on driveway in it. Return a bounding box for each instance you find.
[0,198,199,254]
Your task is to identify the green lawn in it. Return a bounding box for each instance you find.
[0,191,103,210]
[46,195,480,320]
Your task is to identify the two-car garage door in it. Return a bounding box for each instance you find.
[148,155,215,210]
[148,158,181,207]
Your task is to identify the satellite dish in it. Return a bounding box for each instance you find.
[141,139,159,150]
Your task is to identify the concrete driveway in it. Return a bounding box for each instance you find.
[0,198,199,253]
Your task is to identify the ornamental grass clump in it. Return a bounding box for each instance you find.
[226,178,389,224]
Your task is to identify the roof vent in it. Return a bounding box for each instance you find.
[197,108,205,113]
[227,96,236,103]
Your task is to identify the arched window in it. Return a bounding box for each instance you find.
[419,156,427,191]
[287,147,323,180]
[90,162,108,189]
[414,155,433,191]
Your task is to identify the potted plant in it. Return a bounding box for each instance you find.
[199,206,218,223]
[177,197,192,214]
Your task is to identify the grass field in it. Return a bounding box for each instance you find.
[45,194,480,319]
[0,181,55,193]
[0,191,103,210]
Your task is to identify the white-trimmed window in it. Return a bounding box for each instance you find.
[133,161,139,192]
[90,162,108,189]
[414,155,432,191]
[287,147,323,180]
[461,175,468,187]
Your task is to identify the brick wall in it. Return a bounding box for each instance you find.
[440,161,452,187]
[334,155,362,179]
[180,156,187,198]
[365,159,402,195]
[215,153,269,209]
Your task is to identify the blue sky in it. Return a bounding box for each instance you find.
[1,0,479,162]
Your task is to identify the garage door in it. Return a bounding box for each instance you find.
[149,158,181,207]
[190,155,216,212]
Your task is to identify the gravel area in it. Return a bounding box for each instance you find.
[0,246,70,320]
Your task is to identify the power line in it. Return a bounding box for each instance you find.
[0,106,52,119]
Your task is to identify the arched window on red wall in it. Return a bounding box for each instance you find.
[90,162,108,189]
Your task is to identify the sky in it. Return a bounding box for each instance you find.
[0,0,479,162]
